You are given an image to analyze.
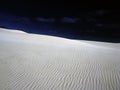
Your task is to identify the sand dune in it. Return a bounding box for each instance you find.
[0,28,120,90]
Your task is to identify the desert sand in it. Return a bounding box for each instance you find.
[0,28,120,90]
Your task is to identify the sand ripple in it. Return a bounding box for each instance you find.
[0,29,120,90]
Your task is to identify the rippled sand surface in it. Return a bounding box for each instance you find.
[0,28,120,90]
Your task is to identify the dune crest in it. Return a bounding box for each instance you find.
[0,28,27,34]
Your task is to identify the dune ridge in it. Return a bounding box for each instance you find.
[0,28,120,90]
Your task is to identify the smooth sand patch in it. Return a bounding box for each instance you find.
[0,28,120,90]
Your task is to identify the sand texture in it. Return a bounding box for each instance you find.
[0,28,120,90]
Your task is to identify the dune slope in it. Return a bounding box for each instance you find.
[0,28,120,90]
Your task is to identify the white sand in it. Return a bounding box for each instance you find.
[0,28,120,90]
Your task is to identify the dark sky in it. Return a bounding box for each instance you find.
[0,1,120,42]
[0,1,119,17]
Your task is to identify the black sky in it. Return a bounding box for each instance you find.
[0,1,119,17]
[0,1,120,42]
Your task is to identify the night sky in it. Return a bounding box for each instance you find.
[0,1,120,42]
[0,1,117,17]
